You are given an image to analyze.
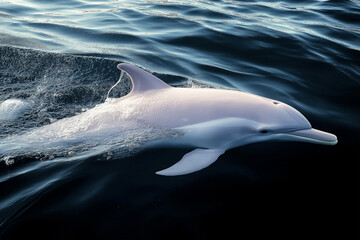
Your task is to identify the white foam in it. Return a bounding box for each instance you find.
[106,70,124,100]
[0,99,31,121]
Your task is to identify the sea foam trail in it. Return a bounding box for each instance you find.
[0,98,181,166]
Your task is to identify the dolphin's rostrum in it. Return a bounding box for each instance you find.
[116,63,337,176]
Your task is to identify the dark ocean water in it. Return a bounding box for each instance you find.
[0,0,359,239]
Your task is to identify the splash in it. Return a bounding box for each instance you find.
[106,70,124,101]
[0,93,181,166]
[0,99,31,121]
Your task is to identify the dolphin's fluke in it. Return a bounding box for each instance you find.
[156,148,225,176]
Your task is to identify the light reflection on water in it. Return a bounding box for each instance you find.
[0,0,359,238]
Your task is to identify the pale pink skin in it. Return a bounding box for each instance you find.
[116,63,336,145]
[115,63,337,175]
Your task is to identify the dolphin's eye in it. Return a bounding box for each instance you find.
[273,101,279,105]
[259,129,274,134]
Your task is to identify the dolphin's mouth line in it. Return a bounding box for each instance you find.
[281,128,338,145]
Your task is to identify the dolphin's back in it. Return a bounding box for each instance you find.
[124,87,273,129]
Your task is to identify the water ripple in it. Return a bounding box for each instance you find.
[0,0,359,238]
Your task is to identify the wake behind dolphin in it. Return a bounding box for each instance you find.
[0,63,337,175]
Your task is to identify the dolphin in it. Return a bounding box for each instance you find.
[0,63,337,175]
[114,63,337,176]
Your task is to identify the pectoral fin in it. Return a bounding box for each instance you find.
[156,148,225,176]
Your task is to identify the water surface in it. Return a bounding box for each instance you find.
[0,0,359,239]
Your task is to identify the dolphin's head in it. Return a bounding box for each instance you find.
[243,98,338,146]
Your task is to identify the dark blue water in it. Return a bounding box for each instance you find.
[0,0,359,239]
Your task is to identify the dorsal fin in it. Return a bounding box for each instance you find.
[117,63,171,94]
